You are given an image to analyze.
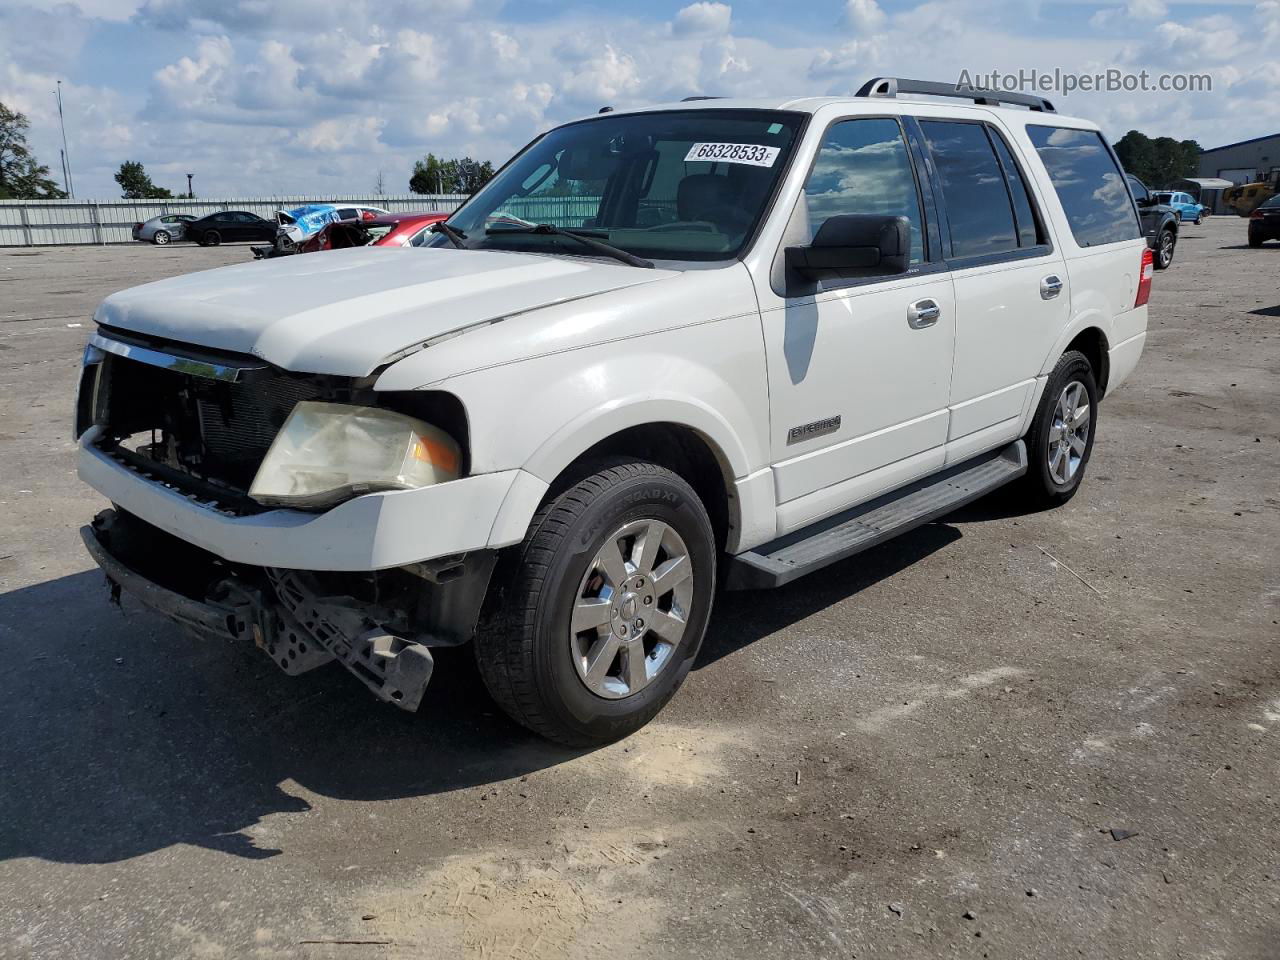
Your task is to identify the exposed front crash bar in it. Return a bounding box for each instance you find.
[80,523,249,642]
[78,510,465,712]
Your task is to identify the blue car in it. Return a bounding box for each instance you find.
[1152,191,1206,224]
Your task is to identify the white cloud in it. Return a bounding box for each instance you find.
[673,2,732,36]
[844,0,886,33]
[4,0,1280,199]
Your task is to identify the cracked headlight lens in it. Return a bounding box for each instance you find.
[249,401,461,509]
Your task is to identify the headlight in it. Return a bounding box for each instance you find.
[248,401,461,509]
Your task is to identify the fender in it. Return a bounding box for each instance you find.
[1038,312,1110,379]
[523,393,751,484]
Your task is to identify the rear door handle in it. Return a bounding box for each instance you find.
[907,298,941,329]
[1040,275,1064,300]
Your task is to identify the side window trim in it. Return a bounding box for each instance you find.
[900,116,945,264]
[913,115,1056,269]
[984,123,1051,251]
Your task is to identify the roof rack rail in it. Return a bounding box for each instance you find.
[681,95,723,102]
[854,77,1056,113]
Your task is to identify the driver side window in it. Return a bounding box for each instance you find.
[803,118,925,265]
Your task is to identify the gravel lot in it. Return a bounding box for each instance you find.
[1,222,1277,960]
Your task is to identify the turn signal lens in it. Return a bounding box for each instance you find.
[1134,247,1154,307]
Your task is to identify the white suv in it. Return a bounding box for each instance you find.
[76,78,1151,744]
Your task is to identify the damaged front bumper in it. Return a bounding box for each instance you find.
[81,509,496,711]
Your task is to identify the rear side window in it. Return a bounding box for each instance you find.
[1027,125,1140,247]
[803,117,926,265]
[919,120,1019,259]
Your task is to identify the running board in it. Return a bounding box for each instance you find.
[725,441,1028,590]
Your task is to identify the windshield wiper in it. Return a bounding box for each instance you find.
[430,220,468,249]
[485,224,654,269]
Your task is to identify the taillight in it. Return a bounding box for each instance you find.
[1250,209,1264,220]
[1135,247,1154,307]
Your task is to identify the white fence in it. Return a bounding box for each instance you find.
[0,195,469,247]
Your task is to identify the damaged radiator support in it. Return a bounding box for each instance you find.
[265,569,435,711]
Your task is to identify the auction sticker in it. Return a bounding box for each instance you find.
[684,142,780,167]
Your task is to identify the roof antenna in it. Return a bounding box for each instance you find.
[598,106,614,113]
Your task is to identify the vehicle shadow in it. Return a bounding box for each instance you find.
[0,514,984,867]
[0,569,587,866]
[697,521,962,669]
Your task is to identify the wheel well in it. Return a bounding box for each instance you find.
[559,423,733,550]
[1066,327,1110,397]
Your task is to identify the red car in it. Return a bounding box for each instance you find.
[298,212,449,252]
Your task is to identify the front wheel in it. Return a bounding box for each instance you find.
[1194,213,1204,225]
[1154,228,1175,269]
[475,459,717,745]
[201,230,222,247]
[1019,350,1099,507]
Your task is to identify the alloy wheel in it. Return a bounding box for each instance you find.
[1048,380,1091,485]
[569,518,693,700]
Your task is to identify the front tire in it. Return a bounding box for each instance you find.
[152,230,170,245]
[201,230,222,247]
[1020,350,1098,507]
[1154,228,1175,269]
[475,459,717,746]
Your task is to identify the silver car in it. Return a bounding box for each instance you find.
[132,214,196,245]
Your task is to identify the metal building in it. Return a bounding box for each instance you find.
[1197,133,1280,213]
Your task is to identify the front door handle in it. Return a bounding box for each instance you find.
[907,298,941,329]
[1040,275,1064,300]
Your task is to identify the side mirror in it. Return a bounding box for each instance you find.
[786,214,910,280]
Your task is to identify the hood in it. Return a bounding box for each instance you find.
[93,247,672,377]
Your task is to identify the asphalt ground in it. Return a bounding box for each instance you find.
[1,220,1277,959]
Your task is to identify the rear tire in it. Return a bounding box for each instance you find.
[152,230,170,245]
[1154,228,1175,269]
[1020,350,1098,507]
[1248,231,1263,248]
[475,459,716,746]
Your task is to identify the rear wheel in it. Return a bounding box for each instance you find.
[1248,230,1264,248]
[1020,350,1098,507]
[475,459,716,746]
[1154,228,1175,269]
[201,230,221,247]
[152,230,170,245]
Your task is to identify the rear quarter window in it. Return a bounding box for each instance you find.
[1027,125,1140,247]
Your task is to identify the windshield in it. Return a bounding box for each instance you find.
[431,109,803,262]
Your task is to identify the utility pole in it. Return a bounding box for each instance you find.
[55,81,74,198]
[59,148,69,197]
[186,173,194,198]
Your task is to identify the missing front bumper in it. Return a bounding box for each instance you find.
[79,510,492,712]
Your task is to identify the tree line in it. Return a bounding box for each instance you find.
[1112,130,1203,189]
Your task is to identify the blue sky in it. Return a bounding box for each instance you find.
[2,0,1276,198]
